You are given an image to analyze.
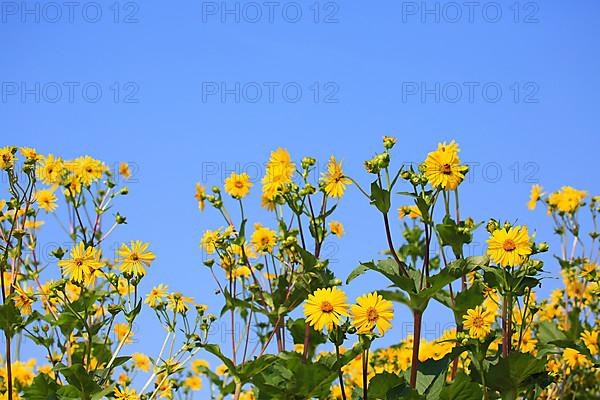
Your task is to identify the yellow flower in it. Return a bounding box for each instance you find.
[486,226,531,267]
[228,266,252,280]
[119,162,131,178]
[58,242,104,284]
[581,330,598,356]
[215,364,228,376]
[132,352,151,372]
[195,183,206,211]
[527,184,544,210]
[12,359,36,386]
[201,229,221,254]
[167,292,193,313]
[563,348,591,369]
[548,186,587,214]
[321,156,351,198]
[251,224,276,254]
[329,221,345,238]
[183,375,203,391]
[145,284,168,308]
[12,284,34,316]
[36,154,65,185]
[304,287,349,331]
[114,387,139,400]
[114,323,133,344]
[423,142,467,190]
[35,188,58,213]
[224,172,253,199]
[262,148,295,200]
[20,147,40,161]
[191,359,209,374]
[116,240,156,277]
[350,292,394,335]
[398,205,421,219]
[67,155,106,186]
[462,306,495,339]
[0,146,16,170]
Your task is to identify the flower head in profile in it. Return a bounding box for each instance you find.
[184,375,203,391]
[58,242,104,284]
[20,147,40,161]
[114,323,133,344]
[304,287,349,331]
[132,353,151,372]
[487,225,531,267]
[0,146,16,170]
[116,240,156,277]
[329,221,345,238]
[462,306,495,339]
[350,292,394,335]
[251,224,276,254]
[167,292,194,313]
[398,205,421,219]
[12,284,35,316]
[527,184,544,210]
[119,162,131,178]
[563,348,591,369]
[224,172,253,199]
[35,188,58,213]
[548,186,587,214]
[423,141,467,190]
[262,148,295,200]
[195,183,207,211]
[321,156,351,198]
[114,386,139,400]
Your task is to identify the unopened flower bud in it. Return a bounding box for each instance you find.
[486,219,499,233]
[383,136,397,150]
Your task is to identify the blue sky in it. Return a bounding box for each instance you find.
[2,0,600,396]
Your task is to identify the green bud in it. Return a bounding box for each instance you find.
[115,213,127,224]
[203,259,215,268]
[51,247,66,260]
[383,136,397,150]
[211,186,220,193]
[401,171,411,180]
[537,242,549,252]
[486,219,499,233]
[301,157,316,169]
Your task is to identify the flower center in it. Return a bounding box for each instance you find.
[503,239,516,252]
[234,181,244,188]
[320,301,334,313]
[366,307,379,322]
[75,258,83,267]
[472,316,484,328]
[130,253,140,261]
[441,164,452,174]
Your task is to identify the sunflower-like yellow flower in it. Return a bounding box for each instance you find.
[35,188,58,213]
[167,292,194,313]
[67,155,107,186]
[398,205,421,219]
[462,306,495,339]
[423,141,467,190]
[191,359,209,374]
[12,284,34,316]
[251,223,276,254]
[329,221,345,238]
[486,226,531,267]
[132,353,151,372]
[114,386,139,400]
[195,183,206,212]
[118,162,131,178]
[224,172,253,199]
[116,240,155,277]
[183,375,203,391]
[58,242,104,284]
[321,156,351,198]
[262,148,295,200]
[548,186,587,214]
[0,146,16,170]
[350,292,394,335]
[20,147,40,161]
[563,348,591,369]
[145,284,168,308]
[581,330,599,356]
[114,323,133,344]
[36,154,65,185]
[527,184,544,210]
[304,287,349,331]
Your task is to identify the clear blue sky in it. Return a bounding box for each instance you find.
[2,0,600,395]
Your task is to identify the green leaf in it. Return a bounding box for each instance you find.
[371,181,391,213]
[286,317,326,360]
[439,372,482,400]
[368,372,405,399]
[483,352,547,394]
[22,374,60,400]
[0,301,24,337]
[59,364,101,397]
